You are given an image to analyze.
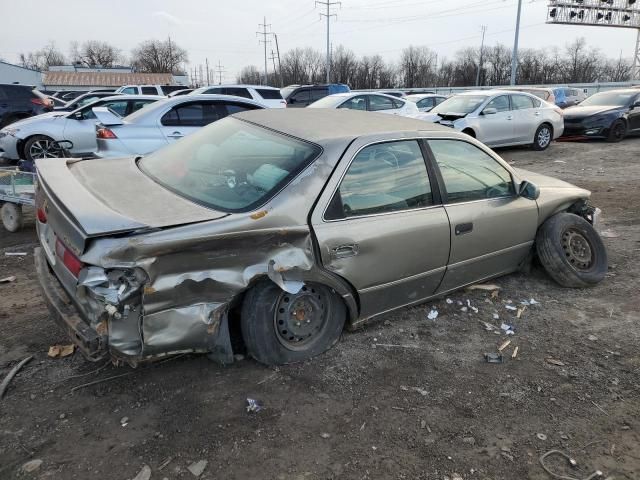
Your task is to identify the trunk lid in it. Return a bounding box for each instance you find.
[36,156,228,255]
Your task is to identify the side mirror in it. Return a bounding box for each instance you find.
[482,107,497,115]
[519,180,540,200]
[73,111,83,120]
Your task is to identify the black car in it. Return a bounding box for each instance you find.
[562,89,640,142]
[0,84,54,128]
[281,84,350,107]
[54,92,122,112]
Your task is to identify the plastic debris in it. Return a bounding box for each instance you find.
[48,344,75,358]
[600,229,619,238]
[536,433,548,441]
[466,299,478,313]
[246,398,263,413]
[0,276,16,283]
[20,459,43,474]
[412,387,428,396]
[446,298,453,304]
[512,346,519,358]
[588,334,598,341]
[461,306,468,312]
[492,313,500,320]
[132,465,151,480]
[546,358,565,367]
[505,305,517,311]
[320,432,331,438]
[500,323,515,335]
[517,306,526,318]
[427,309,438,320]
[484,352,503,363]
[5,252,27,256]
[120,416,129,427]
[466,283,501,292]
[187,460,208,477]
[498,339,511,351]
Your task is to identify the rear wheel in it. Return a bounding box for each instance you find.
[536,212,607,287]
[532,124,552,151]
[607,120,626,143]
[241,280,346,365]
[1,203,23,232]
[24,135,62,162]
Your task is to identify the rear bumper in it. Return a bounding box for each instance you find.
[34,247,107,361]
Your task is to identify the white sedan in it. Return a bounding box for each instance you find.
[411,90,564,150]
[0,95,162,162]
[308,92,419,116]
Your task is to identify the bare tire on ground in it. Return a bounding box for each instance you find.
[535,212,607,288]
[241,280,346,365]
[532,124,553,151]
[24,135,61,162]
[1,203,24,232]
[607,119,626,143]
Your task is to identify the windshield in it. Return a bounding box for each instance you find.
[579,91,635,107]
[139,117,321,212]
[431,95,487,114]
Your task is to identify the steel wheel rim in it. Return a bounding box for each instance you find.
[537,127,551,148]
[561,228,593,271]
[29,139,59,159]
[273,285,329,351]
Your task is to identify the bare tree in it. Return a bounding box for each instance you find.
[398,46,437,88]
[237,65,262,84]
[131,39,187,74]
[19,42,66,71]
[73,40,123,67]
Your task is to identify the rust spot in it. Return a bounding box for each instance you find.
[250,210,268,220]
[96,320,108,336]
[144,286,156,295]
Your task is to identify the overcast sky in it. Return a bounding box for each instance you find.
[0,0,635,82]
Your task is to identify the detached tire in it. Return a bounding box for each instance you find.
[536,212,607,288]
[241,280,346,365]
[532,124,553,151]
[1,203,24,232]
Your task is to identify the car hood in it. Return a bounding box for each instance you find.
[8,111,66,128]
[514,168,589,192]
[562,105,623,119]
[36,156,228,243]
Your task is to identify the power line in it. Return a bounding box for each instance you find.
[316,0,341,83]
[256,17,272,85]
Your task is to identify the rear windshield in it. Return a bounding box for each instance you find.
[281,86,297,99]
[139,117,321,212]
[431,95,487,114]
[579,91,635,107]
[256,88,283,100]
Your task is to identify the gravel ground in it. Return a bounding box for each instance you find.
[0,138,639,480]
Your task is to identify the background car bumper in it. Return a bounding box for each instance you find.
[0,134,20,160]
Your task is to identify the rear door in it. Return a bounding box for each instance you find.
[477,95,515,146]
[510,94,538,143]
[311,139,450,319]
[367,95,402,115]
[425,139,538,292]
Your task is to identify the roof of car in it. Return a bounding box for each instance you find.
[233,109,452,143]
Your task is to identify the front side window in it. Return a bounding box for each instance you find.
[368,95,395,111]
[338,96,367,111]
[131,99,155,113]
[485,95,510,113]
[432,95,487,115]
[311,88,329,101]
[224,88,252,99]
[417,97,434,109]
[325,140,433,220]
[121,87,137,95]
[204,88,222,94]
[76,96,100,108]
[256,88,283,100]
[141,87,158,95]
[511,95,534,110]
[139,117,321,212]
[428,139,513,203]
[290,89,310,104]
[161,102,229,127]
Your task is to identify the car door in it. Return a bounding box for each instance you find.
[425,139,538,292]
[367,95,402,115]
[510,94,538,143]
[476,95,515,146]
[311,139,450,319]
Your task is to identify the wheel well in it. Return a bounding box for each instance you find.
[462,128,476,138]
[539,122,553,135]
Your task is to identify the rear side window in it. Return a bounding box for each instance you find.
[417,98,434,109]
[161,102,240,127]
[338,96,367,111]
[369,95,396,111]
[141,86,158,95]
[131,99,154,113]
[325,140,433,220]
[255,88,283,100]
[511,95,534,110]
[311,88,329,101]
[224,87,252,99]
[121,87,137,95]
[391,98,405,108]
[104,100,129,116]
[289,89,310,104]
[161,85,184,94]
[204,88,222,94]
[428,140,513,203]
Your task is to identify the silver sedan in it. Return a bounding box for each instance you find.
[413,90,564,150]
[94,94,266,158]
[0,95,162,162]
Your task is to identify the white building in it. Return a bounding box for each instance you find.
[0,61,43,88]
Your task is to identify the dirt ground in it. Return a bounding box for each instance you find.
[1,138,639,480]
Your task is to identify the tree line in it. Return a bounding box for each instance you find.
[18,40,188,74]
[238,38,632,88]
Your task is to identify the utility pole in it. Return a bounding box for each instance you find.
[273,33,283,87]
[205,58,210,86]
[510,0,523,85]
[269,50,278,86]
[476,25,487,87]
[257,17,271,85]
[633,29,640,80]
[215,60,225,85]
[316,0,341,83]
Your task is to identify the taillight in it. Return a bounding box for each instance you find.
[55,239,84,277]
[97,127,117,139]
[31,98,45,106]
[37,207,47,223]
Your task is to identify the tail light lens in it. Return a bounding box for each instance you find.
[55,239,84,277]
[35,184,47,223]
[37,207,47,223]
[97,127,117,139]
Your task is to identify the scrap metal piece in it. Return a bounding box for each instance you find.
[484,352,503,363]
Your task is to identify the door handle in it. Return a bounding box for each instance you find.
[168,131,184,138]
[506,115,513,120]
[330,243,359,259]
[455,223,473,235]
[534,111,541,116]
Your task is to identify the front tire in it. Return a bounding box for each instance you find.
[607,120,626,143]
[241,280,346,365]
[23,135,61,162]
[536,213,607,288]
[532,124,553,151]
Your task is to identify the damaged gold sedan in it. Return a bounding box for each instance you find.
[34,109,607,366]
